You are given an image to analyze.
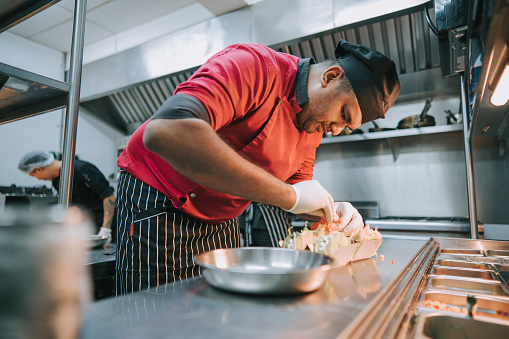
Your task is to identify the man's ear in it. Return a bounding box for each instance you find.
[321,66,344,87]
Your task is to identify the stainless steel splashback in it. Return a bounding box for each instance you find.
[79,0,446,133]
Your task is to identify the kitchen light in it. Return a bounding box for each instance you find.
[490,63,509,106]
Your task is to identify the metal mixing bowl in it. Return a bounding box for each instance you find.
[194,247,333,295]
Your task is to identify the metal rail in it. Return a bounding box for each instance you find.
[338,238,439,339]
[461,75,479,239]
[58,0,87,207]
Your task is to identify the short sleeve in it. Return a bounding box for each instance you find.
[174,44,278,131]
[78,162,114,199]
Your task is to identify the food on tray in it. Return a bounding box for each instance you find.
[281,218,382,258]
[496,310,509,317]
[422,299,468,314]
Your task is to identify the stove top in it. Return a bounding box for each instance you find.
[365,216,478,233]
[377,216,469,222]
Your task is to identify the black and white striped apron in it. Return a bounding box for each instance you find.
[242,203,291,247]
[115,171,240,295]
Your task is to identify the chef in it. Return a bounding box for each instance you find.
[115,39,400,294]
[18,150,116,243]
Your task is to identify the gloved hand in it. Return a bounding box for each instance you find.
[334,202,364,235]
[284,180,335,223]
[97,227,112,246]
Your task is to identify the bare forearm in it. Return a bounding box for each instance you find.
[102,194,116,229]
[143,119,296,210]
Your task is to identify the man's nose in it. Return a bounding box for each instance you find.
[330,123,344,136]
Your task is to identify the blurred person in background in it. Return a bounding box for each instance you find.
[18,150,116,244]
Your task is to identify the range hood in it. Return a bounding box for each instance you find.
[79,0,462,134]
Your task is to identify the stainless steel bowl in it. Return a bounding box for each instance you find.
[194,247,333,295]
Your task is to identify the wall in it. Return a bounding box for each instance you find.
[0,32,121,191]
[313,95,509,225]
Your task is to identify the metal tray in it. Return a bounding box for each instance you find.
[85,235,107,249]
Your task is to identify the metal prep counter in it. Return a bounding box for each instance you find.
[81,236,429,338]
[85,244,116,300]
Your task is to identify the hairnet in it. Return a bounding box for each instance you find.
[18,151,55,173]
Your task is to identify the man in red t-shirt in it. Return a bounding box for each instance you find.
[115,40,400,294]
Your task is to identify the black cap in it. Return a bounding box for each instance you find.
[335,39,400,124]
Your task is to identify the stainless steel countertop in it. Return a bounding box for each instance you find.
[81,236,428,339]
[85,244,116,266]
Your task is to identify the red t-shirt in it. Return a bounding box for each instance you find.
[117,43,322,223]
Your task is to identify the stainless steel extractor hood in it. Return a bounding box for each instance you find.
[79,0,462,134]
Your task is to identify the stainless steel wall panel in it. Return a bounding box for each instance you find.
[309,38,326,61]
[147,82,166,108]
[356,25,371,47]
[384,19,401,72]
[109,94,128,124]
[163,78,177,95]
[251,0,334,47]
[137,86,157,114]
[394,17,408,73]
[299,41,313,59]
[366,25,376,49]
[397,68,461,102]
[344,29,357,44]
[370,22,385,54]
[155,80,172,99]
[332,0,428,28]
[320,35,336,60]
[314,118,468,219]
[412,11,429,70]
[126,88,150,122]
[115,91,137,124]
[313,131,509,224]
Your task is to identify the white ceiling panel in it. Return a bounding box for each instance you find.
[57,0,111,12]
[196,0,248,15]
[30,19,112,52]
[8,4,73,37]
[115,3,213,52]
[86,0,195,33]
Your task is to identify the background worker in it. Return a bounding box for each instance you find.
[18,150,116,243]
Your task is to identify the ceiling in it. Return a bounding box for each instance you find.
[8,0,260,63]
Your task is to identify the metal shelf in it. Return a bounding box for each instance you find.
[320,124,464,144]
[0,63,69,124]
[0,0,61,34]
[0,0,88,208]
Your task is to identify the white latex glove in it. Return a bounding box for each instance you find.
[284,180,335,223]
[334,202,364,235]
[97,227,112,246]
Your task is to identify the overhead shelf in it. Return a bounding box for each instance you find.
[0,62,69,125]
[320,124,464,144]
[0,0,61,34]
